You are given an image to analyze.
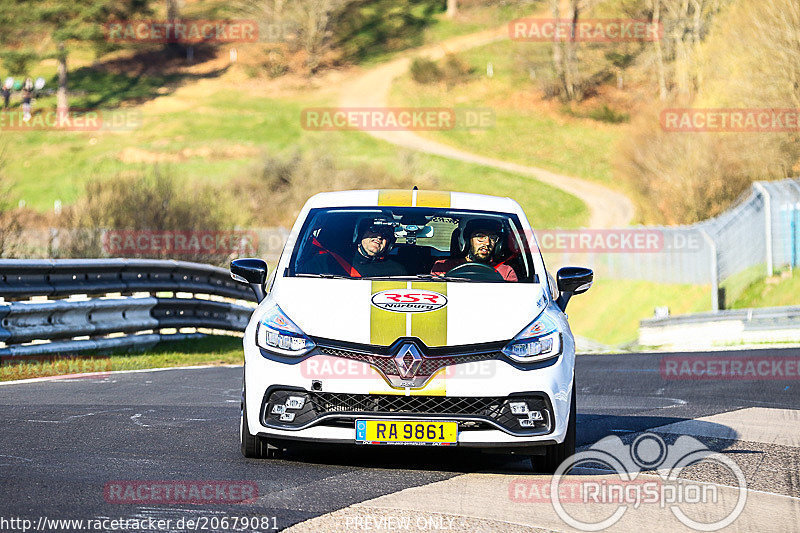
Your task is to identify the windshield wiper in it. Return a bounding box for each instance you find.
[358,274,483,282]
[293,273,352,279]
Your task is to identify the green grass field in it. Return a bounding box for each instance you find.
[0,335,242,382]
[567,279,711,347]
[2,86,588,228]
[728,268,800,309]
[389,39,626,187]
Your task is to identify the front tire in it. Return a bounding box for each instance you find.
[240,393,275,459]
[532,380,576,473]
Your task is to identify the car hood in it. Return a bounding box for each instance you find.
[270,278,547,347]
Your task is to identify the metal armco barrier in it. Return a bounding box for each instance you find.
[640,306,800,349]
[0,259,256,359]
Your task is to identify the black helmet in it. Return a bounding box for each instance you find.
[354,218,397,252]
[458,218,504,257]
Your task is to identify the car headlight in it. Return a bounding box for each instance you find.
[256,304,316,357]
[502,312,562,362]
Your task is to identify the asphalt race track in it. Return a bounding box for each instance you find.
[1,348,799,532]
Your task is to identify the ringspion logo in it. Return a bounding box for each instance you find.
[511,433,746,531]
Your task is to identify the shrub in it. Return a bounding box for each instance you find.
[588,105,628,124]
[410,57,441,84]
[615,112,786,224]
[231,149,437,226]
[1,50,37,76]
[441,53,474,87]
[57,166,243,265]
[0,180,23,258]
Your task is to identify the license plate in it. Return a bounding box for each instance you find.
[355,420,458,445]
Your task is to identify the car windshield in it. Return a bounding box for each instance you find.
[288,207,537,283]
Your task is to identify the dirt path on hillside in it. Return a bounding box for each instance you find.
[338,27,634,229]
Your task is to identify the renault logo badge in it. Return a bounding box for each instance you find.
[394,344,422,378]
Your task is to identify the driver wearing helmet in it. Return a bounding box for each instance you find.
[430,218,517,281]
[351,220,405,277]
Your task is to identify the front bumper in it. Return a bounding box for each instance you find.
[244,335,575,448]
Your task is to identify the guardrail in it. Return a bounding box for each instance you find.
[639,306,800,349]
[0,259,256,359]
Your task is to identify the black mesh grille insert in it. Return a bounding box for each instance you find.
[263,390,553,435]
[308,392,506,417]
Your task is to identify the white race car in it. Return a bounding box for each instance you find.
[232,189,592,471]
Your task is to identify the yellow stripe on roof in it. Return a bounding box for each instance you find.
[377,190,413,207]
[415,191,451,208]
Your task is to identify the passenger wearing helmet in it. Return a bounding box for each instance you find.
[351,221,405,277]
[430,218,518,281]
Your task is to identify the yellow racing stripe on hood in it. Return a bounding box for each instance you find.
[410,282,447,347]
[370,281,406,346]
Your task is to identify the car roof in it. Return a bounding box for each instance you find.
[303,189,520,213]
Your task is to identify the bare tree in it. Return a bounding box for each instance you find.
[549,0,567,98]
[651,0,668,100]
[563,0,581,100]
[447,0,457,19]
[0,175,23,258]
[240,0,344,72]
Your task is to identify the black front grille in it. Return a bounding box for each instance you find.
[308,392,505,416]
[262,389,552,435]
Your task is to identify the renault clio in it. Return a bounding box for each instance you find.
[231,189,592,472]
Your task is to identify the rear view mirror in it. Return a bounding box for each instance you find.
[555,266,593,312]
[231,258,269,302]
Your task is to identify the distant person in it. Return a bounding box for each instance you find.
[22,77,33,122]
[1,85,10,109]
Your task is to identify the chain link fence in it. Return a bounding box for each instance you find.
[543,178,800,310]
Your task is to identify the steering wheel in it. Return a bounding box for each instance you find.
[445,262,504,281]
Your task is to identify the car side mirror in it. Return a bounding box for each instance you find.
[555,266,593,312]
[231,258,268,302]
